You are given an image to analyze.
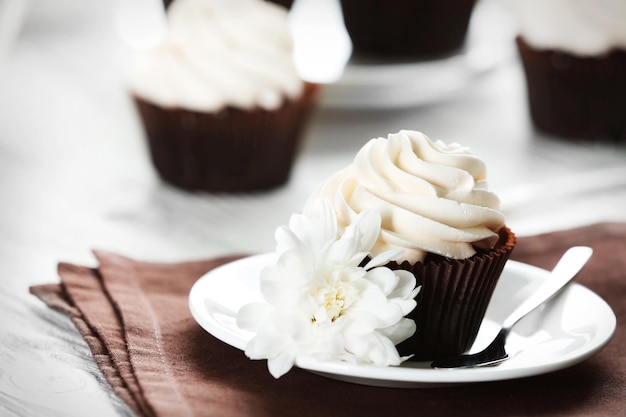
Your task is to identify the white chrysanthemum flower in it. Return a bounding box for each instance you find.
[236,199,420,378]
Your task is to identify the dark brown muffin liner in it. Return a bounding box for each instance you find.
[339,0,476,59]
[165,1,295,11]
[392,226,516,360]
[133,83,319,192]
[264,0,295,10]
[516,36,626,141]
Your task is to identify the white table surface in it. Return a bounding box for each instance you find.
[1,0,625,416]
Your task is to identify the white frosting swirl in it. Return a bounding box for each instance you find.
[130,0,303,112]
[513,0,626,56]
[307,130,505,263]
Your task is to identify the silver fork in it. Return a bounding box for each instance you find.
[431,246,593,369]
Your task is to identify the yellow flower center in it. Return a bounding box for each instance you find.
[324,290,345,322]
[311,282,355,323]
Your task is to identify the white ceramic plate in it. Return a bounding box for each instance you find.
[189,253,616,388]
[302,1,518,109]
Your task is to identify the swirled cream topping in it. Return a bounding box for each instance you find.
[307,130,505,263]
[513,0,626,56]
[130,0,304,112]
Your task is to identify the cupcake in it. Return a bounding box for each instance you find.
[130,0,318,192]
[513,0,626,140]
[164,1,295,11]
[339,0,477,59]
[264,0,295,9]
[307,130,515,360]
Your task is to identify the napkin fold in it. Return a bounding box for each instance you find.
[31,223,626,417]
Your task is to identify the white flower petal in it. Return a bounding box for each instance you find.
[275,225,301,255]
[285,213,318,259]
[267,351,296,378]
[245,326,284,360]
[343,312,377,335]
[363,248,404,270]
[325,209,381,267]
[365,301,406,328]
[326,236,359,266]
[287,212,312,239]
[259,278,283,305]
[344,331,402,366]
[378,318,417,345]
[313,306,329,323]
[355,283,389,307]
[412,286,421,299]
[236,302,273,331]
[387,270,418,299]
[278,250,312,282]
[304,198,338,247]
[260,271,302,307]
[364,267,399,295]
[395,298,418,316]
[353,209,381,251]
[347,252,370,268]
[338,266,366,284]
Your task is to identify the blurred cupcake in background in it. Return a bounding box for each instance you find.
[130,0,318,192]
[163,0,296,10]
[264,0,295,10]
[513,0,626,140]
[338,0,477,59]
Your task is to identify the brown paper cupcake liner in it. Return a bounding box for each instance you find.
[339,0,476,59]
[392,226,516,360]
[516,36,626,141]
[134,83,319,192]
[164,1,295,11]
[265,0,295,9]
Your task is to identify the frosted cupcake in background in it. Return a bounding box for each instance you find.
[163,0,295,10]
[338,0,477,59]
[306,130,516,360]
[264,0,295,9]
[513,0,626,140]
[130,0,318,192]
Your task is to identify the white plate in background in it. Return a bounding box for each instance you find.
[289,0,517,109]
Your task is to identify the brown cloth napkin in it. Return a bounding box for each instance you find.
[31,223,626,417]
